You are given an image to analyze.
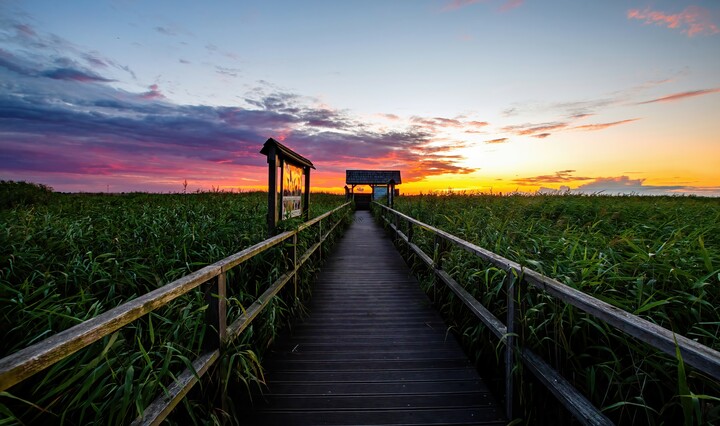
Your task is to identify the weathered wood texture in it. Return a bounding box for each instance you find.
[247,211,506,426]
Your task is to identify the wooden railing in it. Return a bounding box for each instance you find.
[0,202,351,425]
[373,202,720,425]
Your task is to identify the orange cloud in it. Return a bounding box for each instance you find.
[638,88,720,104]
[627,6,719,37]
[571,118,639,131]
[485,137,508,144]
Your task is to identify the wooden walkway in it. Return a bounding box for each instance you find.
[247,211,505,425]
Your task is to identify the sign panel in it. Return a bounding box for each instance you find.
[281,162,303,218]
[373,186,387,199]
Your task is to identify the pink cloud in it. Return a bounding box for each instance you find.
[443,0,485,11]
[140,84,165,100]
[638,88,720,104]
[499,0,523,12]
[628,6,719,37]
[443,0,522,12]
[532,133,551,139]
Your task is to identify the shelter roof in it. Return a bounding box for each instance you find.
[260,138,315,169]
[346,170,402,185]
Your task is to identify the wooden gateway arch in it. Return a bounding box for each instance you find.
[346,170,401,210]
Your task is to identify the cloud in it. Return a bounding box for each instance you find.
[442,0,485,11]
[42,67,114,82]
[485,137,508,144]
[514,172,720,196]
[574,176,686,195]
[513,170,593,185]
[502,121,568,137]
[0,47,477,191]
[571,118,639,131]
[140,84,165,99]
[627,6,719,37]
[499,0,523,12]
[442,0,522,12]
[638,88,720,104]
[215,66,241,78]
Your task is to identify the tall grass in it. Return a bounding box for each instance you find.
[0,187,348,425]
[384,193,720,425]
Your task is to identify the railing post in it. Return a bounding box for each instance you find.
[432,234,448,303]
[505,269,517,420]
[203,272,227,412]
[394,212,400,245]
[291,233,298,300]
[318,218,323,259]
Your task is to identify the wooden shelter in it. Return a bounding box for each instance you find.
[346,170,401,209]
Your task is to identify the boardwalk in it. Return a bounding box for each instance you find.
[248,210,505,425]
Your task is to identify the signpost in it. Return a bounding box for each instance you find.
[260,138,314,236]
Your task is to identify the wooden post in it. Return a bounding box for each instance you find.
[203,273,227,413]
[291,233,298,300]
[432,234,448,303]
[266,147,278,237]
[318,218,323,259]
[505,269,517,420]
[303,166,311,221]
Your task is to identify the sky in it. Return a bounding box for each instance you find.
[1,1,719,195]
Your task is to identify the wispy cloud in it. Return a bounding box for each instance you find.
[499,0,523,12]
[485,137,508,144]
[638,88,720,104]
[513,170,593,185]
[571,118,639,131]
[442,0,485,12]
[627,6,720,37]
[442,0,522,12]
[502,121,568,137]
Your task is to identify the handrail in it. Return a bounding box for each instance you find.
[373,202,720,424]
[0,202,351,424]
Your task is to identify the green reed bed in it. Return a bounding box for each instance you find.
[380,193,720,425]
[0,184,348,425]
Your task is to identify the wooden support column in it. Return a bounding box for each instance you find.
[303,166,311,221]
[266,147,278,237]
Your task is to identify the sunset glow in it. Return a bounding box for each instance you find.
[1,1,719,195]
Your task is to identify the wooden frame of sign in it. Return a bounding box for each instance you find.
[260,138,315,236]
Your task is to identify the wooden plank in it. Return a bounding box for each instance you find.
[251,408,505,426]
[258,392,495,410]
[248,211,505,425]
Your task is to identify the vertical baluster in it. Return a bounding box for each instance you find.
[319,218,323,259]
[505,269,517,420]
[203,272,227,411]
[291,233,298,300]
